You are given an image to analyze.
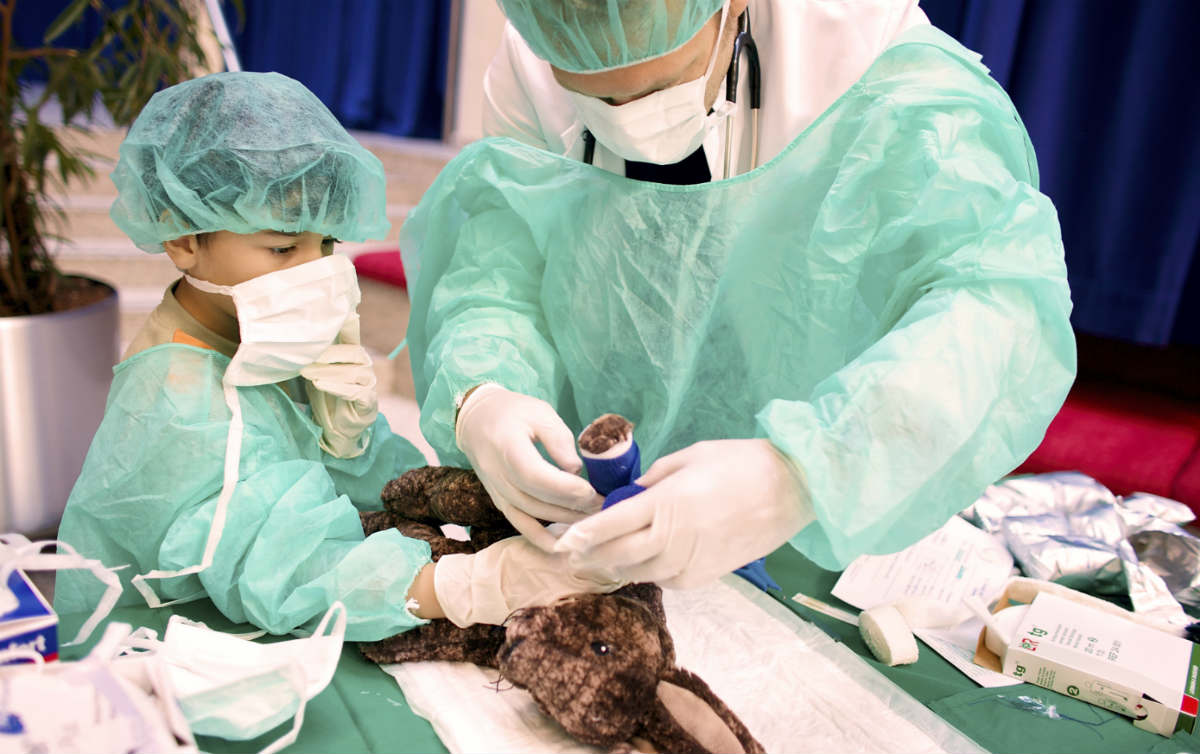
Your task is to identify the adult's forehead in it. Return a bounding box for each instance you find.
[498,0,723,73]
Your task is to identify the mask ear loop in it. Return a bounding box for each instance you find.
[132,381,243,608]
[0,535,124,647]
[257,602,346,754]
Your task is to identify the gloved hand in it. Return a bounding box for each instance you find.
[455,384,602,550]
[302,315,378,459]
[433,535,624,627]
[553,439,816,589]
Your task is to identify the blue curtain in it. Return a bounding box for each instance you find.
[228,1,450,140]
[12,2,114,83]
[922,0,1200,346]
[14,1,450,139]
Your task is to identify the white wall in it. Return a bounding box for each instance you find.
[443,0,507,146]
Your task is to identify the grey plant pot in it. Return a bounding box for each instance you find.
[0,279,119,535]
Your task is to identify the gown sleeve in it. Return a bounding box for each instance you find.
[401,169,572,467]
[54,345,432,640]
[758,40,1076,569]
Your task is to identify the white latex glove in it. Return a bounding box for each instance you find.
[455,384,602,550]
[553,439,816,589]
[433,536,624,627]
[301,315,378,459]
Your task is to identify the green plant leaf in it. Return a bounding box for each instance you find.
[43,0,90,44]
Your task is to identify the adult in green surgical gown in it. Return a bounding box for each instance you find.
[401,0,1076,586]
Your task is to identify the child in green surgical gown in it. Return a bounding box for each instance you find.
[55,71,616,639]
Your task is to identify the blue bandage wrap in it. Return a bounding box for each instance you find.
[582,442,641,496]
[581,432,779,592]
[602,483,646,510]
[733,558,781,592]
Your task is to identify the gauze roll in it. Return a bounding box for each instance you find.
[859,605,919,666]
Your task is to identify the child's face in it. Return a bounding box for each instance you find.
[188,230,336,287]
[166,229,337,327]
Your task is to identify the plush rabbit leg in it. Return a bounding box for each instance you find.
[382,464,518,550]
[361,621,506,666]
[382,465,512,530]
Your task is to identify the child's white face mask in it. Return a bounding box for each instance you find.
[133,254,362,609]
[183,253,361,386]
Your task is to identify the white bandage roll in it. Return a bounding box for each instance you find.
[983,604,1031,659]
[859,605,919,666]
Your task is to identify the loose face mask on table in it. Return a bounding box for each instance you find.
[131,254,361,608]
[565,0,732,165]
[157,603,346,752]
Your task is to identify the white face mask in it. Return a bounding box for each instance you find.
[566,0,732,165]
[159,604,345,752]
[112,602,346,754]
[183,253,361,387]
[132,254,361,610]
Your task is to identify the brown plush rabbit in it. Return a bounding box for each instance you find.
[359,465,764,754]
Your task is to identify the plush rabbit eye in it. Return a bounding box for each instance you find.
[590,641,611,656]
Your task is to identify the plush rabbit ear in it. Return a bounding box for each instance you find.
[648,676,747,754]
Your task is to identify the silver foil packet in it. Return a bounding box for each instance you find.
[962,472,1198,633]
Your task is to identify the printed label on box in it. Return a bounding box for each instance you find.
[0,570,58,664]
[1001,592,1196,737]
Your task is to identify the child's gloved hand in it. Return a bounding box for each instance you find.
[433,535,623,627]
[302,315,378,458]
[455,384,602,551]
[554,439,816,589]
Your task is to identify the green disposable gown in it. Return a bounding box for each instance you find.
[55,344,431,639]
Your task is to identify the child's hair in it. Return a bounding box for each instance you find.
[110,71,389,253]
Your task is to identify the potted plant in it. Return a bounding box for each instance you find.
[0,0,229,534]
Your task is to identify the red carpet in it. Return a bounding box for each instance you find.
[1017,380,1200,510]
[1017,335,1200,516]
[353,249,407,289]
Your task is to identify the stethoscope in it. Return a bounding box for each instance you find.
[581,9,763,180]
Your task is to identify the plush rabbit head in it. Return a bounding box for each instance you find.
[499,591,672,746]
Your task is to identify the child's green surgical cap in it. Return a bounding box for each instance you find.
[498,0,724,73]
[110,71,389,252]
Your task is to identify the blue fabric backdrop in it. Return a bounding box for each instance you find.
[228,1,450,140]
[921,0,1200,345]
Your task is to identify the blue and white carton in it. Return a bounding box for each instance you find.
[0,569,57,664]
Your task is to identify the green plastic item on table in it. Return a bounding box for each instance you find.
[402,24,1076,571]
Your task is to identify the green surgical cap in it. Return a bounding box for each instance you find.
[498,0,725,73]
[110,71,389,252]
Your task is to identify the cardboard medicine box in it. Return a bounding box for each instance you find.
[0,569,57,664]
[978,590,1198,737]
